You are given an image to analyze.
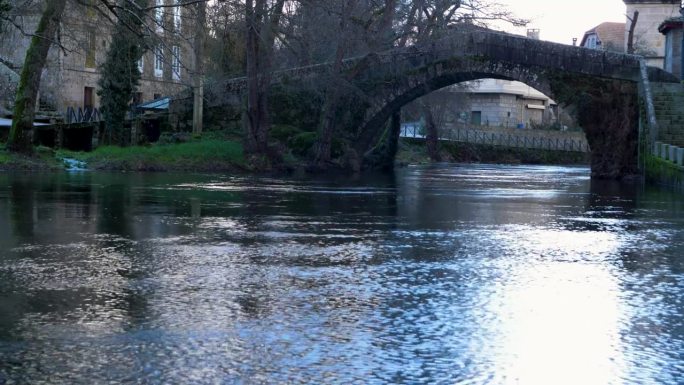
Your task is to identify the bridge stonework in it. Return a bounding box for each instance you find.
[173,29,678,179]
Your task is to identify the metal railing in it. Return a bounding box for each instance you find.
[65,107,101,124]
[400,125,590,153]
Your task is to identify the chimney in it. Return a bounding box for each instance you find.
[527,28,540,40]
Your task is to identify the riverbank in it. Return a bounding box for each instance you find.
[0,133,590,173]
[58,137,245,172]
[0,136,245,172]
[0,146,64,170]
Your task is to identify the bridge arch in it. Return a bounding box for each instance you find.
[354,66,555,153]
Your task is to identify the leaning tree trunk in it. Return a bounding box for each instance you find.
[312,31,349,168]
[192,1,206,135]
[244,0,285,159]
[8,0,67,154]
[422,103,441,162]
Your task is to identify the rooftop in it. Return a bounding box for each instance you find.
[659,16,683,34]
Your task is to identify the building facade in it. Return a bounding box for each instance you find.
[0,0,196,119]
[623,0,681,68]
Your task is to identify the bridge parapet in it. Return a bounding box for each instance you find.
[199,29,675,107]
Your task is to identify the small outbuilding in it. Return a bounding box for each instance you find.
[659,16,684,79]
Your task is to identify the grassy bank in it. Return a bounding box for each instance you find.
[58,137,245,172]
[644,154,684,189]
[397,138,590,166]
[0,135,589,173]
[0,146,63,170]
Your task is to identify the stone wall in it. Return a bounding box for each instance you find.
[651,82,684,146]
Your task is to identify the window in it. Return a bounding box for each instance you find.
[173,1,181,33]
[84,87,94,109]
[665,33,673,72]
[471,111,482,126]
[154,46,164,78]
[172,46,181,80]
[155,0,164,32]
[85,30,96,68]
[133,92,143,106]
[137,55,144,75]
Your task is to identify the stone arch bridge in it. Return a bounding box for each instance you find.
[172,29,678,178]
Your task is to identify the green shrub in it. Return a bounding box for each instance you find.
[289,132,317,156]
[270,124,303,142]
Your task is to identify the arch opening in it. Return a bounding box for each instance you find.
[356,66,640,179]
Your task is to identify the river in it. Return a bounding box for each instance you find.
[0,164,683,384]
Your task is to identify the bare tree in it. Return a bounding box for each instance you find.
[205,1,245,77]
[285,0,397,169]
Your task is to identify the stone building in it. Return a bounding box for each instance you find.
[659,16,683,78]
[462,79,556,128]
[0,0,196,119]
[623,0,681,67]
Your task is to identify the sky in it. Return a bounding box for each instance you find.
[496,0,627,45]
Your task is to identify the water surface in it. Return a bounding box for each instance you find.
[0,164,683,384]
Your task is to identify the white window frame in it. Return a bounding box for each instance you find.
[172,45,181,81]
[173,1,181,33]
[155,0,164,33]
[137,55,144,74]
[586,34,597,49]
[154,46,164,78]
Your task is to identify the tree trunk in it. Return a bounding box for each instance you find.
[312,0,358,168]
[371,0,396,51]
[244,0,285,158]
[192,1,206,135]
[245,0,262,154]
[312,88,340,167]
[8,0,67,154]
[627,11,639,55]
[423,103,441,161]
[384,111,401,171]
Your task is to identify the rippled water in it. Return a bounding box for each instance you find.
[1,165,684,384]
